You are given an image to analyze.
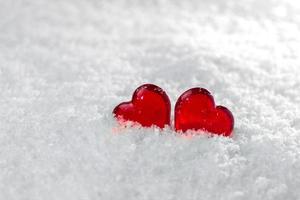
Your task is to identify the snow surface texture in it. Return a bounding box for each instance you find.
[1,0,300,199]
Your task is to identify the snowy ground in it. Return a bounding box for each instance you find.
[1,0,300,199]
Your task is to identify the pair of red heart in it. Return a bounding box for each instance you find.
[113,84,234,136]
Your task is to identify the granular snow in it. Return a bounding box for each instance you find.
[0,0,300,199]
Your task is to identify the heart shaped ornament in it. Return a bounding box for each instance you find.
[174,88,234,136]
[113,84,171,128]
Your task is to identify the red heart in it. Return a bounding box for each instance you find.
[174,88,234,136]
[113,84,171,128]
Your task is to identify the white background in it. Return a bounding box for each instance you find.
[0,0,300,199]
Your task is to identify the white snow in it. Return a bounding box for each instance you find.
[1,0,300,199]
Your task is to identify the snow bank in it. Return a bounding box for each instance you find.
[0,0,300,199]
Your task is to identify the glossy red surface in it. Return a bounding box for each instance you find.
[174,88,234,136]
[113,84,171,128]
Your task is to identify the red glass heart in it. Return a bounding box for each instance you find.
[113,84,171,128]
[174,88,234,136]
